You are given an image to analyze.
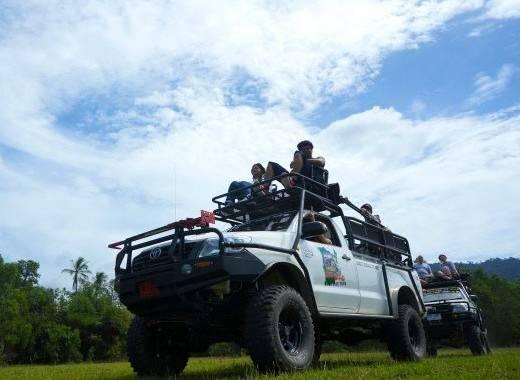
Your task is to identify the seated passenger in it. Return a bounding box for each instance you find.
[436,265,453,280]
[360,203,383,227]
[224,163,266,206]
[303,212,332,245]
[359,203,395,259]
[264,140,326,188]
[413,255,433,286]
[436,254,459,280]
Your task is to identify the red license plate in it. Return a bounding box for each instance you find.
[139,280,160,298]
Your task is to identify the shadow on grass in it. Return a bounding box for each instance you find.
[182,361,254,379]
[129,361,254,380]
[119,350,480,380]
[134,357,386,379]
[436,350,475,359]
[316,357,385,370]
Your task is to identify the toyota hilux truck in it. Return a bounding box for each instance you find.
[110,173,426,377]
[423,279,491,356]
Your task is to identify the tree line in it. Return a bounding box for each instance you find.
[470,269,520,346]
[0,255,131,364]
[0,254,519,364]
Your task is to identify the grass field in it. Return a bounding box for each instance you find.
[1,348,519,380]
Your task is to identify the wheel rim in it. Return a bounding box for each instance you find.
[278,306,304,355]
[408,319,421,352]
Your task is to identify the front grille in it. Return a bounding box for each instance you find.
[433,304,452,313]
[132,242,200,272]
[428,303,462,314]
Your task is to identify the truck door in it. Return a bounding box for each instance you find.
[344,217,389,315]
[353,255,388,315]
[299,216,360,312]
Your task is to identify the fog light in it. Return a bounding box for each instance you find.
[181,264,193,275]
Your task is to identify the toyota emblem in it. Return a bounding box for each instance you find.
[149,248,161,260]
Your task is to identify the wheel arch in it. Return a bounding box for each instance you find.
[256,262,317,314]
[395,285,421,316]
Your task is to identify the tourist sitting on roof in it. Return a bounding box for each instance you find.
[436,254,459,280]
[414,255,433,286]
[224,163,266,207]
[302,211,332,245]
[264,140,326,188]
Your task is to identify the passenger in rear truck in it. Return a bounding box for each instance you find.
[436,254,460,280]
[413,255,433,286]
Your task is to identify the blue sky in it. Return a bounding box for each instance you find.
[0,0,519,288]
[312,15,520,126]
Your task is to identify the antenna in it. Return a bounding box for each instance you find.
[174,164,177,221]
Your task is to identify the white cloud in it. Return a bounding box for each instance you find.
[467,22,499,37]
[318,107,520,258]
[0,1,483,127]
[2,101,520,287]
[483,0,520,19]
[466,64,517,106]
[1,0,519,287]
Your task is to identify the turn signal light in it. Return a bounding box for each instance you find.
[195,261,214,268]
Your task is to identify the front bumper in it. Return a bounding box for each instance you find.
[117,253,264,316]
[425,311,477,341]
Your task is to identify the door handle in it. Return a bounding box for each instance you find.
[342,254,351,261]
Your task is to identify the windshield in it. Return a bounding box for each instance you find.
[423,287,465,303]
[228,211,296,233]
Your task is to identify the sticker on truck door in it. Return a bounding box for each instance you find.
[318,247,346,287]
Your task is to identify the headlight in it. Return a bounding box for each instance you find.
[451,303,469,313]
[198,237,252,257]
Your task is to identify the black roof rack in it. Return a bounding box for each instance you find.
[212,173,413,266]
[422,280,464,289]
[422,278,473,293]
[212,173,341,224]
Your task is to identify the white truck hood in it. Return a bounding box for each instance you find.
[222,230,295,251]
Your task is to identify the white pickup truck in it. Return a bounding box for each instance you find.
[111,173,426,376]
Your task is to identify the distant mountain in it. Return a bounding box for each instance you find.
[430,257,520,282]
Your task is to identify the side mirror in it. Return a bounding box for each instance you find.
[302,221,327,238]
[470,295,478,302]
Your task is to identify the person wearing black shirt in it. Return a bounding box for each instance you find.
[264,140,325,188]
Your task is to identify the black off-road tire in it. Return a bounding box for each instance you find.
[127,316,189,377]
[467,324,489,355]
[387,304,427,361]
[245,285,315,373]
[312,318,322,367]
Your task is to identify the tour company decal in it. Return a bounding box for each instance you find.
[318,247,346,287]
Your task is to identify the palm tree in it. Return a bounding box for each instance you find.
[62,257,91,292]
[93,271,108,296]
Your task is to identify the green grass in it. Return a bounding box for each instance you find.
[1,348,519,380]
